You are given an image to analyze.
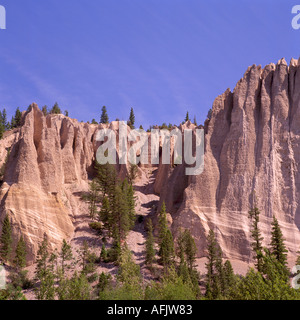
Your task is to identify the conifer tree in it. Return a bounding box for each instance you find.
[128,107,135,129]
[99,196,111,232]
[78,240,90,274]
[112,184,131,242]
[14,107,22,127]
[128,164,138,185]
[124,180,136,229]
[0,214,12,262]
[205,229,223,299]
[10,116,16,129]
[13,236,27,271]
[248,206,264,272]
[95,162,117,197]
[117,245,141,285]
[1,109,8,130]
[42,106,48,116]
[183,229,197,271]
[66,271,91,300]
[98,272,111,292]
[145,219,155,267]
[35,233,56,300]
[60,239,73,276]
[177,229,197,274]
[158,203,175,269]
[100,106,109,124]
[158,202,168,246]
[50,102,62,114]
[185,111,190,123]
[223,260,235,296]
[270,216,288,270]
[0,110,6,139]
[35,233,50,280]
[86,180,99,220]
[100,244,108,263]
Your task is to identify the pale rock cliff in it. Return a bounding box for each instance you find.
[160,58,300,264]
[1,58,300,266]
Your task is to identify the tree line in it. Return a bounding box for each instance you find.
[1,191,300,300]
[0,158,298,300]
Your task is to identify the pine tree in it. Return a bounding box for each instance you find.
[205,229,224,299]
[100,106,109,124]
[99,196,112,235]
[66,271,91,300]
[60,239,73,276]
[270,216,288,270]
[183,229,197,271]
[128,107,135,129]
[14,107,22,127]
[0,148,10,185]
[248,206,264,272]
[128,164,138,185]
[13,236,27,271]
[158,202,168,246]
[223,260,235,296]
[95,162,117,197]
[42,106,48,116]
[98,272,111,292]
[86,180,99,220]
[158,203,175,270]
[50,102,62,114]
[185,112,190,123]
[35,233,49,280]
[10,116,16,129]
[117,244,141,285]
[1,109,8,130]
[100,244,108,263]
[112,184,131,242]
[78,240,90,274]
[124,180,136,229]
[0,110,6,139]
[177,229,197,274]
[35,233,56,300]
[64,110,69,117]
[0,214,12,262]
[145,219,155,267]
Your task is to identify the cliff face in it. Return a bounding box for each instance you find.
[0,105,99,263]
[160,58,300,263]
[1,58,300,266]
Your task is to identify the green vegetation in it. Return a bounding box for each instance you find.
[100,106,109,124]
[0,150,300,301]
[50,102,62,115]
[185,111,190,123]
[128,107,135,129]
[0,215,12,262]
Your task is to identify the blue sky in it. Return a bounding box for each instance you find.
[0,0,298,128]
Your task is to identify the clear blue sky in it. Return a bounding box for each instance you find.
[0,0,298,128]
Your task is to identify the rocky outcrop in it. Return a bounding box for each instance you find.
[0,106,145,264]
[2,58,300,267]
[159,58,300,264]
[0,105,98,263]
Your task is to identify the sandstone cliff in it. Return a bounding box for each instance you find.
[1,58,300,267]
[160,58,300,264]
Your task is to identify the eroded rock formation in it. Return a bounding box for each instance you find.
[160,58,300,264]
[1,58,300,266]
